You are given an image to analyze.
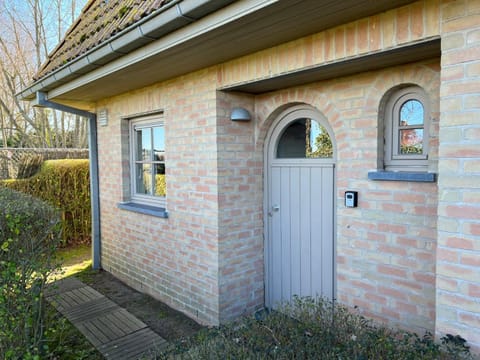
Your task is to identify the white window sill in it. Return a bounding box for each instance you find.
[368,171,436,182]
[117,202,168,218]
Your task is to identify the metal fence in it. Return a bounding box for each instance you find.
[0,148,89,179]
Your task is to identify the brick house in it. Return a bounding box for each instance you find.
[19,0,480,352]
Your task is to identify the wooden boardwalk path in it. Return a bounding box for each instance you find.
[46,277,168,359]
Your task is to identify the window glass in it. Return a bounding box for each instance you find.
[153,164,166,196]
[399,100,423,126]
[276,119,333,158]
[135,163,148,195]
[399,128,423,154]
[133,122,165,199]
[383,86,429,172]
[398,99,424,155]
[153,127,165,152]
[138,128,152,161]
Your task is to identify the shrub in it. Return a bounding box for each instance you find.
[156,174,166,196]
[0,188,62,358]
[162,296,474,360]
[16,152,45,179]
[1,159,91,246]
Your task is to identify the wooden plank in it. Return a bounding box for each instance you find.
[75,285,104,302]
[321,166,335,300]
[45,277,87,296]
[48,296,72,312]
[310,166,324,297]
[101,328,168,360]
[77,320,111,347]
[62,297,118,323]
[290,166,301,298]
[47,277,168,359]
[280,166,291,302]
[55,286,103,310]
[80,308,147,345]
[90,316,126,340]
[300,167,312,297]
[57,291,84,308]
[270,166,282,307]
[104,310,144,335]
[101,312,132,338]
[109,308,147,332]
[49,287,110,314]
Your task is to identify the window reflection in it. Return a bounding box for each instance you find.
[140,128,152,161]
[276,118,333,158]
[153,127,165,162]
[399,100,424,155]
[399,129,423,154]
[153,164,166,196]
[134,124,166,197]
[136,163,151,195]
[400,100,424,126]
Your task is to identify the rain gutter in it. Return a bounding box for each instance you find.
[34,92,101,270]
[18,0,236,101]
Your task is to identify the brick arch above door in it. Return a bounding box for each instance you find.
[254,89,342,153]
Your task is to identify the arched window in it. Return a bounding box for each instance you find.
[384,86,429,172]
[276,118,333,159]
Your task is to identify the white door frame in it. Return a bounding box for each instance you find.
[263,104,337,307]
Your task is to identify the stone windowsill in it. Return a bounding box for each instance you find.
[368,171,436,182]
[117,202,169,218]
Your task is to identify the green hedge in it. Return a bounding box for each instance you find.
[0,187,62,358]
[1,159,91,247]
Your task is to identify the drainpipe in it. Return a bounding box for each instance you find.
[34,91,101,270]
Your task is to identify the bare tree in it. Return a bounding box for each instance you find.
[0,0,87,149]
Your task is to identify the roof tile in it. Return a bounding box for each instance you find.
[35,0,174,80]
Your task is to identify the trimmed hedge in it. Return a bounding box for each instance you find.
[0,188,62,358]
[1,159,91,246]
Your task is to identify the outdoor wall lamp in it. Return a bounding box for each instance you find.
[230,107,251,121]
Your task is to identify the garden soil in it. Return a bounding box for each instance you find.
[79,269,203,342]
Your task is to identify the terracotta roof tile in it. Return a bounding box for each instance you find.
[35,0,174,80]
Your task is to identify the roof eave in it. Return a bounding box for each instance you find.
[19,0,421,103]
[18,0,235,101]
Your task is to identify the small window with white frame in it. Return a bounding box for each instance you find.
[130,113,166,208]
[384,86,429,172]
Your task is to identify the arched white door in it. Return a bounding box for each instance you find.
[265,106,335,308]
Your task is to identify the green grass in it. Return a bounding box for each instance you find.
[57,243,91,265]
[74,265,98,283]
[54,243,92,279]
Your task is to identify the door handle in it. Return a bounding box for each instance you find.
[268,204,280,217]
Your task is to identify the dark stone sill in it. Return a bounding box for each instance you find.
[368,171,436,182]
[117,202,169,218]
